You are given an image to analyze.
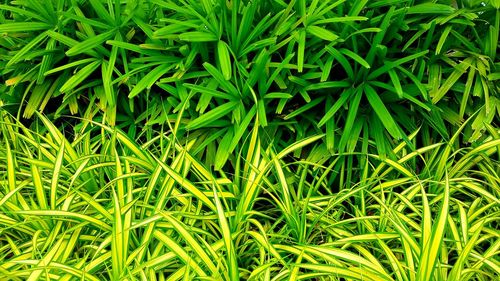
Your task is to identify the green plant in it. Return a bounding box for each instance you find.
[1,1,499,280]
[0,109,498,280]
[2,1,498,159]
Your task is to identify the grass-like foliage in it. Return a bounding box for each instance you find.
[0,111,499,280]
[0,0,499,280]
[1,1,499,155]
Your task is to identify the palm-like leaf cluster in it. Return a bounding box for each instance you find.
[1,1,499,158]
[0,0,499,280]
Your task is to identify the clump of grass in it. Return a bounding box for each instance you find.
[0,111,498,280]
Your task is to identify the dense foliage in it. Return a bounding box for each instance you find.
[0,0,499,280]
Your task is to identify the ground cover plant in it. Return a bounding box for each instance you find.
[0,0,499,280]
